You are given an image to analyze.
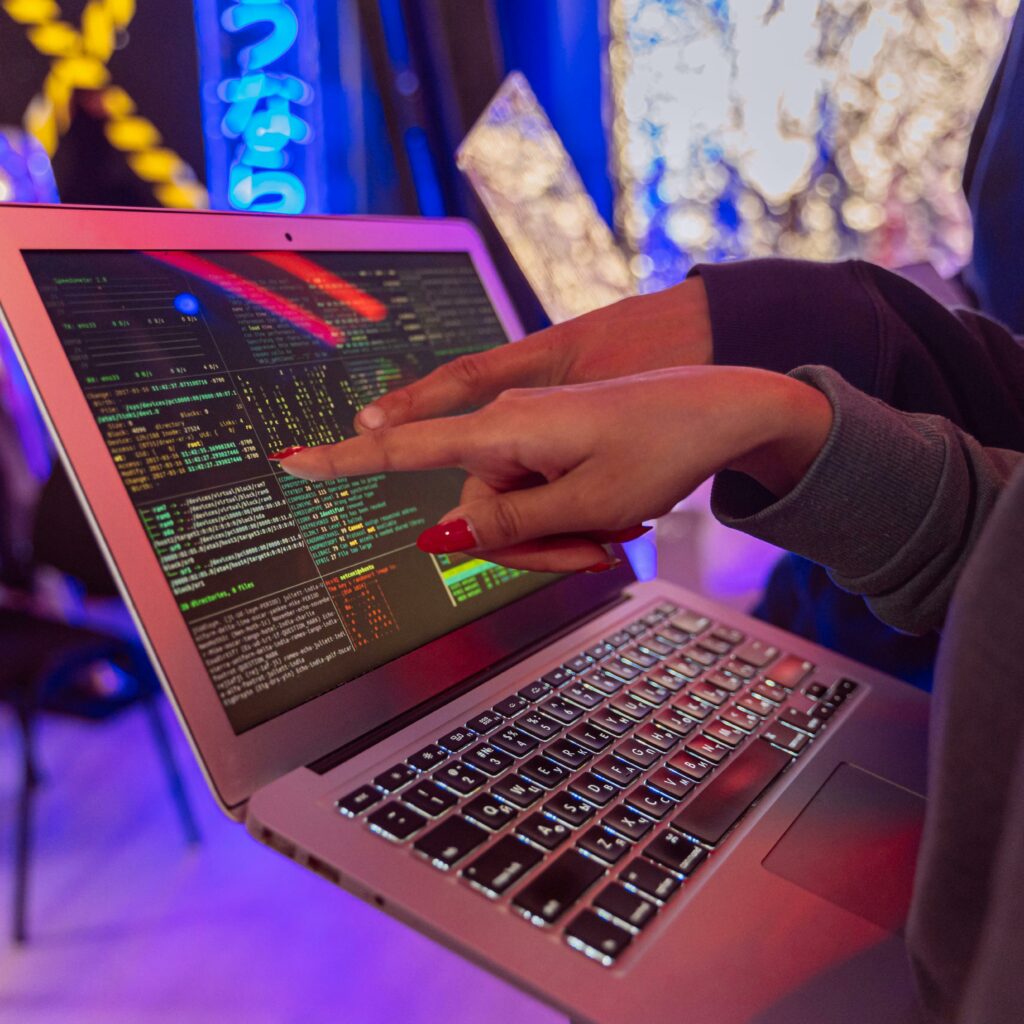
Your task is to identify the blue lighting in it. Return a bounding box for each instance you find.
[194,0,327,214]
[173,292,202,316]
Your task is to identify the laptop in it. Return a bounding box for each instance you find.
[0,204,929,1024]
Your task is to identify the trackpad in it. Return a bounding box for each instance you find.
[762,763,925,932]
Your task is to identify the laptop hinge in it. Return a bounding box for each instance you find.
[307,591,632,776]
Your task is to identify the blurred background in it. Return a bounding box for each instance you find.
[0,2,1017,1022]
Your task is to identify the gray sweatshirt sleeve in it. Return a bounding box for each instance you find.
[710,365,1023,634]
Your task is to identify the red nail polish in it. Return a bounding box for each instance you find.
[582,559,621,574]
[603,524,652,543]
[417,519,476,554]
[268,446,308,460]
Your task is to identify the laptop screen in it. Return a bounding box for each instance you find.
[22,249,556,733]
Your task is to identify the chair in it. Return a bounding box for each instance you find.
[1,448,201,945]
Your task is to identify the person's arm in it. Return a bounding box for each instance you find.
[695,258,1024,448]
[711,365,1024,634]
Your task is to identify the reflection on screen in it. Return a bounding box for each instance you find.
[24,250,554,732]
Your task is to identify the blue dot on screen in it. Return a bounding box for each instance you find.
[173,292,201,315]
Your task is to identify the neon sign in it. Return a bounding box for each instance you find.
[194,0,327,213]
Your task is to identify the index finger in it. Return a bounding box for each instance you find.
[355,326,567,431]
[275,416,477,480]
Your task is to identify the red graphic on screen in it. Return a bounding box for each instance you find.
[254,251,388,323]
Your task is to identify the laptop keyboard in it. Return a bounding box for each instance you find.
[335,601,858,967]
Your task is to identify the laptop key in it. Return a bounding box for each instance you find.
[604,659,642,681]
[723,658,757,680]
[542,696,584,724]
[671,739,790,845]
[588,707,633,736]
[337,785,383,817]
[626,786,676,822]
[733,639,779,668]
[762,721,811,755]
[367,801,427,842]
[635,722,680,752]
[578,669,624,695]
[711,626,744,645]
[609,694,652,721]
[586,642,615,660]
[644,830,707,875]
[625,621,647,637]
[407,744,447,772]
[545,738,592,771]
[670,611,710,635]
[518,679,552,702]
[689,681,729,707]
[517,710,563,740]
[646,767,693,802]
[664,657,701,679]
[520,755,570,789]
[721,706,760,733]
[545,792,596,827]
[673,696,711,721]
[373,763,417,792]
[568,722,614,753]
[578,826,631,865]
[752,680,788,705]
[592,755,642,788]
[491,726,539,758]
[737,693,776,718]
[667,753,714,782]
[464,743,516,776]
[569,772,620,808]
[437,727,475,753]
[655,626,689,647]
[594,882,657,931]
[493,694,529,718]
[491,773,544,808]
[561,682,604,709]
[466,709,504,735]
[614,741,660,770]
[542,667,574,687]
[563,655,593,674]
[463,835,543,896]
[685,735,730,765]
[403,780,458,817]
[804,681,828,700]
[778,707,823,735]
[414,815,488,869]
[433,760,486,796]
[463,793,519,830]
[620,858,680,903]
[565,909,632,965]
[704,670,743,694]
[514,849,604,925]
[629,680,669,707]
[643,609,667,627]
[621,646,659,669]
[640,637,674,657]
[654,707,697,738]
[766,655,814,689]
[603,804,654,841]
[646,668,686,693]
[704,720,744,747]
[518,812,572,850]
[604,631,631,648]
[697,636,732,657]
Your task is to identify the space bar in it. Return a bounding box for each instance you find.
[671,740,791,845]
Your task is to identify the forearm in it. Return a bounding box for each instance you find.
[694,258,1024,448]
[712,366,1024,634]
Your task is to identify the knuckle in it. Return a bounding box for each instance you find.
[446,352,487,391]
[489,496,523,546]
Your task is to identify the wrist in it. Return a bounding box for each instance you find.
[727,375,833,497]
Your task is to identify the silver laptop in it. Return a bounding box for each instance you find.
[0,204,930,1024]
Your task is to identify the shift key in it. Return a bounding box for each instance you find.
[671,740,790,845]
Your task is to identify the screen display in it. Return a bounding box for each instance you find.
[23,249,555,733]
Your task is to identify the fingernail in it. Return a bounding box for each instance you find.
[357,405,386,430]
[417,518,476,554]
[582,558,621,574]
[268,446,308,460]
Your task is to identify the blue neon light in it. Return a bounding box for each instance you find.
[194,0,327,214]
[173,292,202,315]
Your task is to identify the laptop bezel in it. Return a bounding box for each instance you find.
[0,204,633,814]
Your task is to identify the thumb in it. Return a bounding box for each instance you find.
[416,476,595,555]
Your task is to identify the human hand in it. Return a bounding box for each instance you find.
[354,278,712,433]
[278,366,832,573]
